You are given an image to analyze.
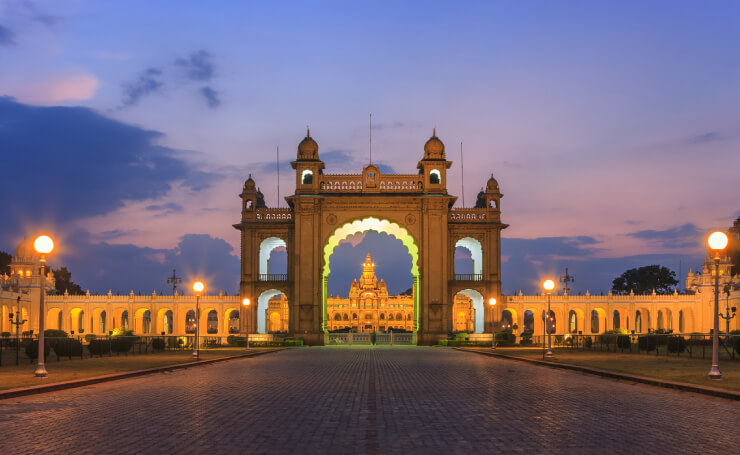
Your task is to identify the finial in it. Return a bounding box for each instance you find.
[306,126,310,137]
[432,127,436,137]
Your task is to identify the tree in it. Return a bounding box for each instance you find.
[0,250,10,275]
[53,267,84,295]
[611,265,678,295]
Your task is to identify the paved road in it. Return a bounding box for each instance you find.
[1,347,738,454]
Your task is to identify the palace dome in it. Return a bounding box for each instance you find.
[297,128,319,160]
[244,174,256,191]
[486,175,499,192]
[423,128,445,160]
[14,237,33,259]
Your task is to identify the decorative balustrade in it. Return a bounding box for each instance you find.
[454,274,483,281]
[449,208,488,222]
[377,175,423,192]
[318,174,423,193]
[254,208,293,221]
[259,274,288,282]
[320,174,363,193]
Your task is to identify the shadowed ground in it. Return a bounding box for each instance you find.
[1,346,738,454]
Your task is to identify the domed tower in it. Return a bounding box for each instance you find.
[239,174,259,218]
[417,128,452,194]
[291,128,325,194]
[475,174,503,214]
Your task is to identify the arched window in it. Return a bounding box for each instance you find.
[613,310,620,330]
[302,169,313,184]
[228,311,240,334]
[545,310,556,334]
[524,310,534,332]
[568,310,577,333]
[352,313,358,320]
[429,169,441,184]
[590,310,599,333]
[185,310,196,334]
[100,310,107,334]
[207,310,218,334]
[142,310,151,334]
[388,314,394,321]
[343,313,349,321]
[635,310,642,333]
[380,313,385,320]
[334,313,341,321]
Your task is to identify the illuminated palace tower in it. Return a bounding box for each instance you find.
[234,129,507,345]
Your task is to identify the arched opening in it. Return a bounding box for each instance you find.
[524,310,535,333]
[257,289,289,334]
[301,169,313,184]
[142,310,151,334]
[206,309,218,334]
[322,217,419,333]
[429,169,441,184]
[185,310,196,334]
[657,310,664,331]
[455,290,485,333]
[612,310,620,329]
[568,310,578,333]
[591,308,606,333]
[69,308,84,334]
[543,310,556,334]
[501,309,514,332]
[259,237,288,279]
[590,310,600,333]
[635,310,643,333]
[225,308,240,334]
[454,237,483,279]
[47,308,62,330]
[134,308,151,334]
[121,310,129,330]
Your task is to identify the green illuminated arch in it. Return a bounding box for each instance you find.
[322,217,419,333]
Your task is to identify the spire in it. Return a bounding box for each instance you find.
[306,126,310,137]
[432,127,436,137]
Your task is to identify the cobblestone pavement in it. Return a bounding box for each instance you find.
[1,347,739,454]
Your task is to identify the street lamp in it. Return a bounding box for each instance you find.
[719,281,736,343]
[33,235,53,378]
[543,279,555,358]
[242,298,251,351]
[488,297,497,351]
[707,231,728,380]
[192,281,204,360]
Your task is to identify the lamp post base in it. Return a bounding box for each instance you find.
[191,351,199,360]
[708,365,722,380]
[34,365,48,378]
[545,349,553,358]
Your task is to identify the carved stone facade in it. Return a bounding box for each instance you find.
[234,128,507,345]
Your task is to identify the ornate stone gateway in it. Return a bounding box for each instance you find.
[234,129,507,345]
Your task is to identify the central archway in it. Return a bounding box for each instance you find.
[322,217,419,333]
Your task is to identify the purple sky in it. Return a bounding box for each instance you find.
[1,1,738,295]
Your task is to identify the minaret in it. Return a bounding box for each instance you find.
[359,253,379,290]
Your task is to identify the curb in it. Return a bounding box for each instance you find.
[0,348,286,401]
[456,348,740,401]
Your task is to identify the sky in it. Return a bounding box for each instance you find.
[1,1,738,296]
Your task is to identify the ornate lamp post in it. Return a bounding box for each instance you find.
[242,298,251,351]
[543,279,555,358]
[33,235,53,378]
[719,282,736,343]
[707,231,728,380]
[9,296,27,365]
[488,297,497,351]
[192,281,204,360]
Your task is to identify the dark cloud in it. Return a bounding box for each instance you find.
[145,202,184,216]
[46,230,239,294]
[626,223,701,249]
[0,98,219,242]
[0,24,15,45]
[688,132,724,144]
[200,86,220,108]
[121,68,164,107]
[98,229,140,240]
[175,50,214,81]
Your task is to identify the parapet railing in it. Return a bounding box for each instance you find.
[259,274,288,282]
[254,208,293,221]
[449,208,488,222]
[454,274,483,281]
[318,174,424,193]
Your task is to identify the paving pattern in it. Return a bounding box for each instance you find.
[1,347,739,454]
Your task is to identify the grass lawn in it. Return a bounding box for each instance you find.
[465,347,740,392]
[0,348,273,391]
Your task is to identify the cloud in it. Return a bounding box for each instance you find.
[97,229,140,241]
[688,132,724,144]
[34,14,61,27]
[48,230,239,294]
[0,24,14,45]
[339,232,366,247]
[200,86,220,108]
[121,68,164,107]
[626,223,701,249]
[145,202,184,215]
[175,50,214,81]
[0,98,219,242]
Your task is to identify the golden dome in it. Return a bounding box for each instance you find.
[486,174,499,192]
[244,174,256,191]
[297,128,319,160]
[14,237,34,259]
[423,128,445,160]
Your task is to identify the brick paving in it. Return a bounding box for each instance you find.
[1,346,738,454]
